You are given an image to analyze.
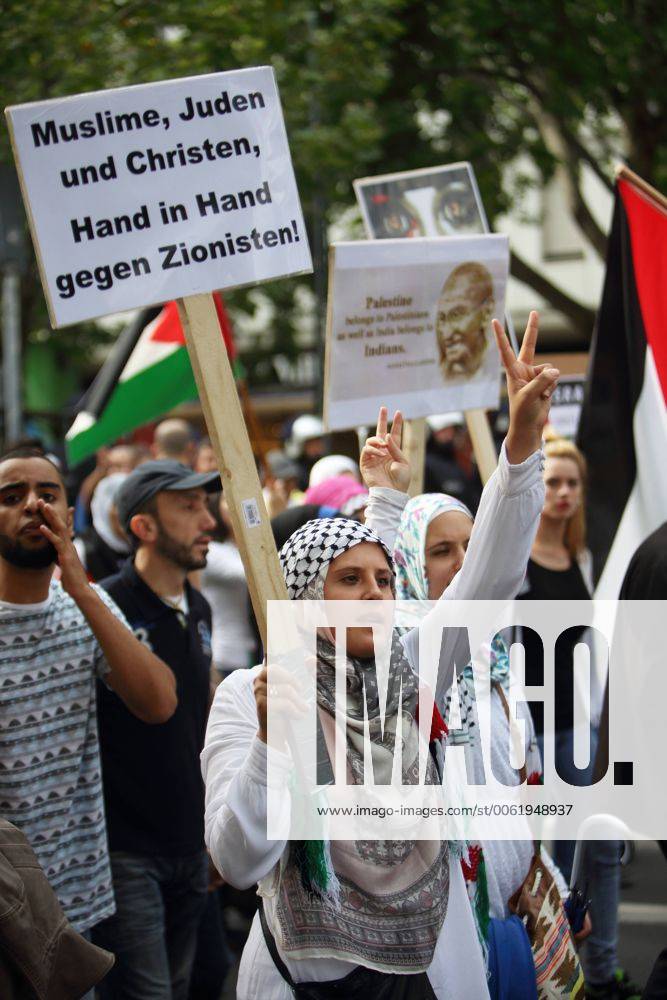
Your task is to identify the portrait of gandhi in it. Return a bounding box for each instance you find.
[436,261,494,379]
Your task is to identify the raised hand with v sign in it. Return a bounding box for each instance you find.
[359,407,411,493]
[492,310,560,464]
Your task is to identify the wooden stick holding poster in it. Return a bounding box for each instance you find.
[177,293,288,638]
[406,424,426,494]
[464,409,497,485]
[405,411,495,492]
[403,417,427,496]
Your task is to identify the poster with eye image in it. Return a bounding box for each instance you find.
[323,234,508,431]
[354,162,488,240]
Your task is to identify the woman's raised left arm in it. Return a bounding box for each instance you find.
[360,407,410,551]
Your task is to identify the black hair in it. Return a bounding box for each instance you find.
[126,493,160,550]
[0,445,64,484]
[207,491,230,543]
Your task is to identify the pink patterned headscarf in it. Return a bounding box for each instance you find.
[304,475,368,510]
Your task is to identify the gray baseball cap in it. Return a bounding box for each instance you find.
[116,460,221,531]
[266,449,300,481]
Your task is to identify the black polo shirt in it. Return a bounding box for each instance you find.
[98,560,212,857]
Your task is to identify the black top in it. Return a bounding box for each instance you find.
[98,561,212,857]
[619,522,667,599]
[424,441,482,511]
[521,557,590,603]
[79,526,127,583]
[517,557,591,735]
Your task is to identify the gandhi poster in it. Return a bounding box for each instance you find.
[323,234,508,430]
[354,162,487,240]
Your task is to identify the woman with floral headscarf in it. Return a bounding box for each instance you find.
[202,313,559,999]
[392,492,565,954]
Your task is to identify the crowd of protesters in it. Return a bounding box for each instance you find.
[1,314,664,999]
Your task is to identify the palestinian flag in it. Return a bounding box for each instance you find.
[577,168,667,597]
[66,293,236,466]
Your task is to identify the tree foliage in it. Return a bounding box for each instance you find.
[370,0,666,334]
[1,0,664,362]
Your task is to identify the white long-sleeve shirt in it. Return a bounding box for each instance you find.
[201,443,545,999]
[367,442,545,705]
[200,540,256,672]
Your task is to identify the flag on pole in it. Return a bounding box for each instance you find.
[65,294,236,466]
[577,168,667,597]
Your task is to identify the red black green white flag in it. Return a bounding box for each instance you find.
[577,171,667,596]
[65,293,236,466]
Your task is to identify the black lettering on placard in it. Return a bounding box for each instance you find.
[60,154,117,188]
[158,202,188,225]
[31,108,161,147]
[17,78,308,315]
[125,136,257,175]
[52,216,300,301]
[70,204,151,243]
[55,256,150,298]
[158,220,299,269]
[195,181,272,216]
[177,89,265,121]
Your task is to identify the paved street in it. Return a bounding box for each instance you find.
[616,841,667,988]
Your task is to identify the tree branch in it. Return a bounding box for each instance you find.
[510,250,595,339]
[555,122,615,194]
[529,103,610,259]
[508,57,617,194]
[469,60,616,195]
[561,159,609,258]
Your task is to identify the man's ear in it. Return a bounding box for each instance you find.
[67,506,75,539]
[129,512,157,544]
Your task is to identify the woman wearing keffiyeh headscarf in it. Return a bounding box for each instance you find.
[202,312,560,1000]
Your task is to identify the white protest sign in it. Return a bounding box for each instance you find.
[323,235,508,431]
[6,67,312,326]
[548,375,586,439]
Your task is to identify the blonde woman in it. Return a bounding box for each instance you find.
[518,438,642,999]
[529,437,592,586]
[516,436,592,878]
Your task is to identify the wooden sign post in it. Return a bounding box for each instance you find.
[403,418,426,496]
[404,408,498,495]
[177,294,288,639]
[465,409,498,485]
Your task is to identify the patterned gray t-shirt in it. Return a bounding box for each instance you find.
[0,579,129,932]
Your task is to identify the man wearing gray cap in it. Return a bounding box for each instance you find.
[91,460,220,1000]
